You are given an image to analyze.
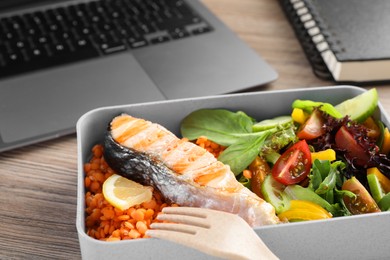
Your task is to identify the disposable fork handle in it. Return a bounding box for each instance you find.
[148,207,279,260]
[247,236,279,260]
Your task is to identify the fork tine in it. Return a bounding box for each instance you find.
[156,212,210,228]
[149,222,198,235]
[161,207,209,218]
[146,228,195,242]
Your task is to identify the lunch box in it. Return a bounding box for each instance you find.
[76,85,390,259]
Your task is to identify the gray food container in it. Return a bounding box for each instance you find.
[76,85,390,259]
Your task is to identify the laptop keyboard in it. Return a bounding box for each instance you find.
[0,0,213,79]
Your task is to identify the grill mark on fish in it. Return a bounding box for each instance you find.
[104,114,280,227]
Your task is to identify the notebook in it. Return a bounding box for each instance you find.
[0,0,278,152]
[279,0,390,83]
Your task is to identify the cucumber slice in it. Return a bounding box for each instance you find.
[335,88,378,123]
[261,174,289,214]
[253,116,293,132]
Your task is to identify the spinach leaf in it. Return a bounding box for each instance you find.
[180,109,256,146]
[218,131,275,175]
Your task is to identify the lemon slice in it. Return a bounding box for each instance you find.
[102,174,153,210]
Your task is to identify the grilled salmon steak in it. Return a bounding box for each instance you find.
[104,113,280,227]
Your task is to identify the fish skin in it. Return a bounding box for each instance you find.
[103,115,280,227]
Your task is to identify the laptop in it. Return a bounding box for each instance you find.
[0,0,278,152]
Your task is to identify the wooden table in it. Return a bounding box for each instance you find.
[1,0,389,259]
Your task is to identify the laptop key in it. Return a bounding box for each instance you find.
[128,37,148,49]
[3,51,25,71]
[191,25,213,35]
[100,41,127,54]
[9,39,27,51]
[150,35,170,44]
[72,38,90,49]
[169,28,190,39]
[28,47,46,61]
[8,52,23,63]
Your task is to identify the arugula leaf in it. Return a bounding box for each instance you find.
[306,159,350,216]
[310,160,346,192]
[334,189,355,216]
[309,169,322,191]
[309,159,330,191]
[316,171,336,195]
[315,162,337,195]
[238,174,251,189]
[335,188,356,199]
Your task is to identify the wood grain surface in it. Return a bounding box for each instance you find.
[1,0,389,259]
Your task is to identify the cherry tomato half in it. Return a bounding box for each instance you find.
[342,176,380,215]
[297,109,325,140]
[272,140,312,185]
[249,156,271,199]
[335,125,370,166]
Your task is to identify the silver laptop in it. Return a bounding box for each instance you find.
[0,0,277,152]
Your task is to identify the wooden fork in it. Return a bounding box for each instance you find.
[146,207,279,260]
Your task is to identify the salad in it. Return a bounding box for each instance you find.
[180,88,390,222]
